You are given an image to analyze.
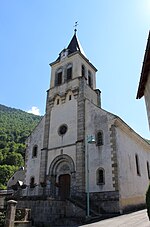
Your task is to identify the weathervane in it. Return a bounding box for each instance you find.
[74,21,78,34]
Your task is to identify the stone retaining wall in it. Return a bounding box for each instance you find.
[90,191,120,213]
[17,198,85,226]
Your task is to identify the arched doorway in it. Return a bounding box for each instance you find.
[48,154,75,199]
[59,174,70,200]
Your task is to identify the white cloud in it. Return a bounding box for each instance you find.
[27,106,40,115]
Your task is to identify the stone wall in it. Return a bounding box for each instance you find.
[17,198,85,226]
[90,191,120,214]
[14,222,31,227]
[0,190,13,209]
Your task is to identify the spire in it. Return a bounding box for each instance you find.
[67,33,85,56]
[66,22,85,56]
[55,26,86,62]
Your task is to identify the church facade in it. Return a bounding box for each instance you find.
[24,32,150,214]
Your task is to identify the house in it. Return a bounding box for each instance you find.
[137,31,150,130]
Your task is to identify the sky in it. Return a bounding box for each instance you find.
[0,0,150,139]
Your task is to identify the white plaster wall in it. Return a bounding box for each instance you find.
[85,100,115,192]
[48,96,77,149]
[144,72,150,130]
[25,117,45,185]
[46,145,76,175]
[85,84,99,106]
[116,125,150,200]
[49,78,79,100]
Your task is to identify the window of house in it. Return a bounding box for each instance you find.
[57,99,60,105]
[97,168,105,184]
[88,70,93,88]
[32,145,38,158]
[97,131,103,146]
[55,68,62,86]
[135,154,140,176]
[147,161,150,179]
[82,65,85,77]
[69,95,72,100]
[57,72,62,85]
[67,64,72,81]
[30,177,35,188]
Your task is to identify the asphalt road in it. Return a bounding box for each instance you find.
[80,209,150,227]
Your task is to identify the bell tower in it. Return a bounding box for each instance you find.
[39,30,101,194]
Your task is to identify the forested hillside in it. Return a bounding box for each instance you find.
[0,104,42,189]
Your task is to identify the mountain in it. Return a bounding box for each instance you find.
[0,104,42,189]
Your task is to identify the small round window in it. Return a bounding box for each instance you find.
[58,124,68,135]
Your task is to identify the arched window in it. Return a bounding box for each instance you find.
[82,64,85,77]
[96,168,105,184]
[88,70,93,88]
[135,154,140,176]
[66,91,73,101]
[54,95,61,106]
[66,64,72,81]
[30,176,35,188]
[147,161,150,179]
[97,131,103,146]
[32,145,38,158]
[55,68,62,86]
[69,95,72,101]
[57,99,60,105]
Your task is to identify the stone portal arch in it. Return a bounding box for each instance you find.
[48,154,75,199]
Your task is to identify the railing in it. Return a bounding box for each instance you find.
[6,185,100,217]
[68,189,101,217]
[11,184,61,200]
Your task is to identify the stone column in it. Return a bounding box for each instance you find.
[5,200,17,227]
[76,77,86,193]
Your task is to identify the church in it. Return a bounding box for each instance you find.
[20,30,150,220]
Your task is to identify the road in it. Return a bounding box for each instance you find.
[79,209,150,227]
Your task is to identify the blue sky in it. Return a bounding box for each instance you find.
[0,0,150,139]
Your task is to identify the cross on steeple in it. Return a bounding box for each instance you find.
[74,21,78,34]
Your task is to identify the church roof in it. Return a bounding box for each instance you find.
[137,31,150,99]
[67,33,86,56]
[54,32,86,62]
[50,31,97,71]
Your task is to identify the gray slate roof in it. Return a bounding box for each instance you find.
[137,31,150,99]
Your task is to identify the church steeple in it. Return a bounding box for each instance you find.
[50,31,97,91]
[55,32,86,62]
[67,33,86,56]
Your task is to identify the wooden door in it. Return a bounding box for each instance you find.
[59,174,70,200]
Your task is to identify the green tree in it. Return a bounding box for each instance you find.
[5,152,24,166]
[0,165,17,188]
[0,104,42,189]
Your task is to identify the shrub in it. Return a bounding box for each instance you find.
[146,184,150,220]
[0,211,6,227]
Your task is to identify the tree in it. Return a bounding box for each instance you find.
[5,152,24,166]
[0,104,42,189]
[0,165,17,188]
